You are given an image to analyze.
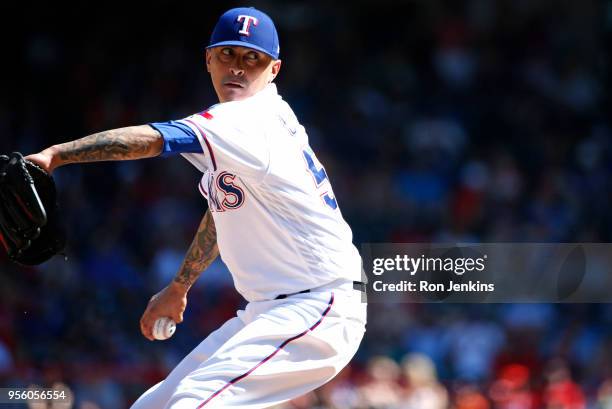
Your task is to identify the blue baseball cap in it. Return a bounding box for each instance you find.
[207,7,280,60]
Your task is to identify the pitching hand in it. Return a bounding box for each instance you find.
[140,281,187,341]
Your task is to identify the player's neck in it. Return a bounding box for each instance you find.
[218,83,275,103]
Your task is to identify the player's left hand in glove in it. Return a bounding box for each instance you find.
[0,152,66,265]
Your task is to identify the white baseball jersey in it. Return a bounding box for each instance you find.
[180,84,362,301]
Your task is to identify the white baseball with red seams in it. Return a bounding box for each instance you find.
[153,317,176,341]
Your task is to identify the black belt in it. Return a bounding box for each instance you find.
[275,281,366,300]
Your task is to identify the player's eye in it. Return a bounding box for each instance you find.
[246,52,259,61]
[221,48,233,56]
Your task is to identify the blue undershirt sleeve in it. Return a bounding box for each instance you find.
[149,121,204,157]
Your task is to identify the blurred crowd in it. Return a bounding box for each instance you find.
[0,0,611,407]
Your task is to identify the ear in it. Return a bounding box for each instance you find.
[269,59,282,82]
[205,49,212,73]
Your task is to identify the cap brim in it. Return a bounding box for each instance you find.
[207,41,278,60]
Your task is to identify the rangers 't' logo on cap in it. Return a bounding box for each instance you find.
[237,15,258,36]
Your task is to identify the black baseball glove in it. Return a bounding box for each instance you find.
[0,152,66,265]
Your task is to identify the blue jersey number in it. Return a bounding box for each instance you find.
[302,148,338,210]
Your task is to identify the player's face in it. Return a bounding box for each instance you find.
[206,46,282,102]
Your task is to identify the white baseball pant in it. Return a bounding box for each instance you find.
[130,279,367,409]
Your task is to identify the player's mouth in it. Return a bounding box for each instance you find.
[223,81,246,89]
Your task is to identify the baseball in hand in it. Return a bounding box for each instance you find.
[152,317,176,340]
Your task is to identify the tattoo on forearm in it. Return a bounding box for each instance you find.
[174,210,219,289]
[56,126,162,163]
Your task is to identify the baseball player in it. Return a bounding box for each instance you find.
[26,7,367,409]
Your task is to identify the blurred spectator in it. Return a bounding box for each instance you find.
[399,353,448,409]
[446,317,505,382]
[488,364,538,409]
[542,359,586,409]
[454,385,490,409]
[597,378,612,409]
[357,356,403,409]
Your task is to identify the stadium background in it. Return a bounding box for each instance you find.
[1,0,611,407]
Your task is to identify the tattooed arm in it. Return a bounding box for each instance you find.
[139,209,218,340]
[25,125,163,174]
[173,209,219,290]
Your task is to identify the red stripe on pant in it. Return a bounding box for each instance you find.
[195,292,335,408]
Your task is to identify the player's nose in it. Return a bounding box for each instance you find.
[230,67,245,76]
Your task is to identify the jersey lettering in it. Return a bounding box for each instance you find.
[303,148,328,186]
[205,171,245,212]
[217,171,245,209]
[322,192,338,210]
[302,147,338,210]
[206,173,224,212]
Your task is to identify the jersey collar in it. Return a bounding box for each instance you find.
[255,83,279,99]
